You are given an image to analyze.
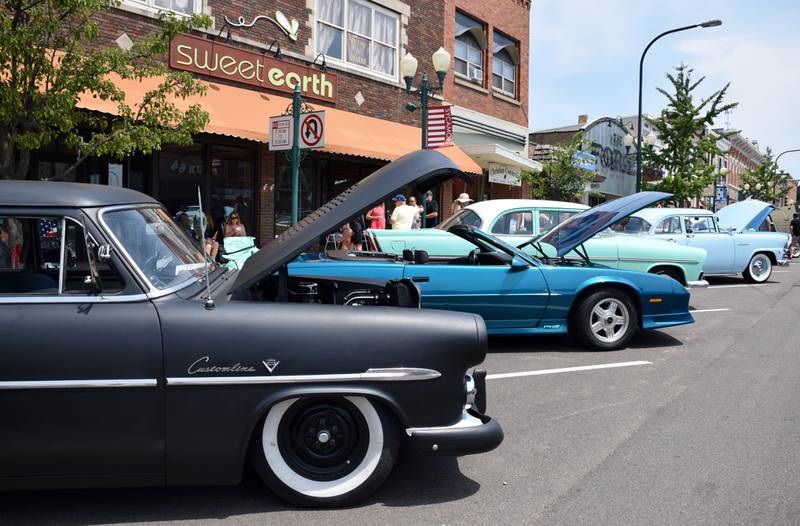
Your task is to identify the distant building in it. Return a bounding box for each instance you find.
[530,115,637,204]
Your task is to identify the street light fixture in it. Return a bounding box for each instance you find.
[776,148,800,163]
[402,47,451,223]
[635,19,723,192]
[623,132,634,153]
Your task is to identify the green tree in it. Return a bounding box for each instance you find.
[643,64,738,204]
[0,0,212,179]
[740,148,788,203]
[523,131,593,202]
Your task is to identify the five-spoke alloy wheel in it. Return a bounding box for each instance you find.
[251,396,398,507]
[574,290,638,350]
[743,253,772,283]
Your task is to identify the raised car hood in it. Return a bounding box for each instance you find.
[536,191,672,257]
[715,199,774,231]
[231,149,467,293]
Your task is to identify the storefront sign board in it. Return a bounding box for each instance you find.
[488,163,522,187]
[269,116,292,151]
[170,33,337,103]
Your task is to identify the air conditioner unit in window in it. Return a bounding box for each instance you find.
[467,65,482,83]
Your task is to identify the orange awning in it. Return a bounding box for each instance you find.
[77,75,482,174]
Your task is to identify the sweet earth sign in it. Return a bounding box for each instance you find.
[169,33,337,103]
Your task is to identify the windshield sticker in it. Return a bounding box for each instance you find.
[187,356,257,375]
[176,262,205,275]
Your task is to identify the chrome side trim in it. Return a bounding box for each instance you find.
[0,379,158,390]
[0,294,149,304]
[619,257,700,264]
[405,410,484,436]
[166,367,441,386]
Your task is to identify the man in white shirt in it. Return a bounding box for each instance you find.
[390,194,417,230]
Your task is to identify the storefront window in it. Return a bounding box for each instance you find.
[275,162,318,236]
[316,0,399,77]
[210,146,255,240]
[158,145,204,221]
[124,0,199,15]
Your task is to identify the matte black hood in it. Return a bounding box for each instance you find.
[231,149,466,293]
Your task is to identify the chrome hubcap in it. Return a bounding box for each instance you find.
[590,299,630,343]
[317,430,331,444]
[751,256,770,279]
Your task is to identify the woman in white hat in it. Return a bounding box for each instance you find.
[451,193,474,215]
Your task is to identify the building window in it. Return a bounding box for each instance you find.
[124,0,200,15]
[454,11,486,85]
[492,31,519,98]
[316,0,399,77]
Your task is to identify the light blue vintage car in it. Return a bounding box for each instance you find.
[631,200,790,283]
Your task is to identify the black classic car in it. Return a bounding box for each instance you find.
[0,150,502,507]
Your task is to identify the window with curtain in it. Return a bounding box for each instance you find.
[492,31,518,98]
[454,11,486,85]
[124,0,199,15]
[316,0,399,77]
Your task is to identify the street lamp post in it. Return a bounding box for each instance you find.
[401,47,451,225]
[776,149,800,164]
[635,19,722,192]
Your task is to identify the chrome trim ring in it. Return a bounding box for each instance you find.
[166,367,441,386]
[0,379,158,390]
[590,298,630,344]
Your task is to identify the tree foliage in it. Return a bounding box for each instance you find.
[740,148,788,203]
[523,131,593,202]
[0,0,212,179]
[643,64,738,204]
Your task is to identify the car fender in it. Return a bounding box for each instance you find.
[734,233,790,270]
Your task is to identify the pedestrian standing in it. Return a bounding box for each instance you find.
[366,202,386,230]
[390,195,416,230]
[451,193,474,215]
[425,190,440,228]
[790,213,800,257]
[408,196,423,229]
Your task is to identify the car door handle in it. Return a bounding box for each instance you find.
[412,276,430,283]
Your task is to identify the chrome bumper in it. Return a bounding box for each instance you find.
[686,279,709,289]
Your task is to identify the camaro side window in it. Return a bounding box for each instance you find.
[492,210,533,235]
[656,217,682,234]
[0,216,61,294]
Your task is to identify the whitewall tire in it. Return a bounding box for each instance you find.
[251,396,398,507]
[743,253,772,283]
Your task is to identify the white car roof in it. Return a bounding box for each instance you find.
[634,207,714,222]
[465,199,589,220]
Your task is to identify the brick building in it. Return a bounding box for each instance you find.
[32,0,534,243]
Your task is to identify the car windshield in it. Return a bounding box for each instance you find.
[103,207,212,290]
[436,209,482,230]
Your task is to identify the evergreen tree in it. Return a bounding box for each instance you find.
[643,64,738,204]
[524,131,593,202]
[740,148,788,203]
[0,0,212,179]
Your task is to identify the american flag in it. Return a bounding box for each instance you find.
[39,219,59,238]
[426,105,453,149]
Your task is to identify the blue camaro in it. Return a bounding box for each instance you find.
[280,151,693,350]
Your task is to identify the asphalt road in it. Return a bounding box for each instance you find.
[4,267,800,525]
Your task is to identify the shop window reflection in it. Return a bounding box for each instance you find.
[211,146,255,241]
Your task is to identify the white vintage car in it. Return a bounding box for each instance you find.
[631,199,790,283]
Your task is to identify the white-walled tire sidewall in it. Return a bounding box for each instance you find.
[261,396,384,499]
[746,254,772,283]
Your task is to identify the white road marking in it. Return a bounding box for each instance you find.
[487,361,652,380]
[706,284,759,289]
[691,308,731,313]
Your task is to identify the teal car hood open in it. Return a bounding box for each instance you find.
[536,191,672,257]
[715,199,774,231]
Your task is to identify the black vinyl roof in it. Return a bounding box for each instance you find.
[0,180,158,208]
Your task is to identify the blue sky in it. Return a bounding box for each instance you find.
[529,0,800,177]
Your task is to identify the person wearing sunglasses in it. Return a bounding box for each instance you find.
[225,213,247,238]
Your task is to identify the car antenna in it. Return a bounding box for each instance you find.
[197,187,215,310]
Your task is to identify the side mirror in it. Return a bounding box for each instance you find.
[510,255,529,270]
[97,244,113,261]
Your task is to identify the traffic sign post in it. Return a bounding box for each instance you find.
[269,86,326,225]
